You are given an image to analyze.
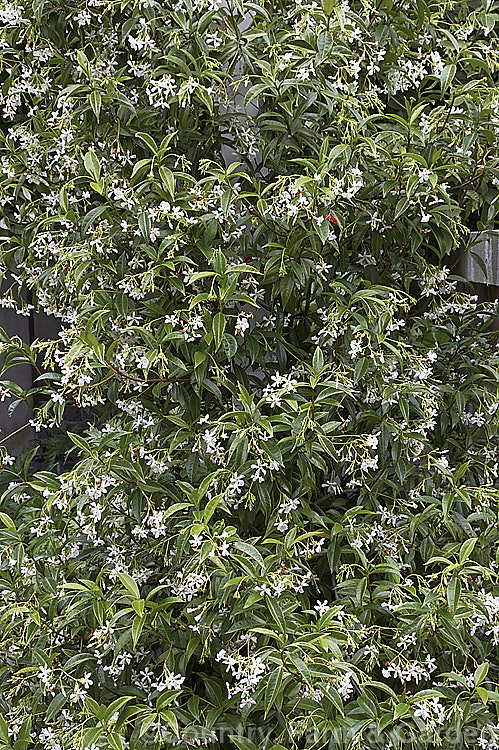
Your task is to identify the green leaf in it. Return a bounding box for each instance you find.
[85,696,104,718]
[354,357,370,383]
[160,709,179,735]
[83,150,101,182]
[203,493,220,523]
[287,652,311,685]
[131,598,145,616]
[138,212,151,240]
[82,727,102,749]
[266,597,287,633]
[233,541,264,566]
[0,512,16,530]
[394,196,409,220]
[312,347,324,372]
[89,90,101,119]
[459,537,477,564]
[64,653,94,670]
[194,351,206,368]
[474,662,489,687]
[394,703,411,719]
[156,690,183,710]
[107,733,124,750]
[447,572,461,614]
[222,333,238,359]
[76,50,90,76]
[46,692,67,721]
[59,186,69,213]
[136,132,158,154]
[322,686,344,715]
[476,686,488,705]
[132,615,146,648]
[362,681,397,699]
[117,572,140,599]
[104,696,135,724]
[67,432,93,454]
[13,717,31,750]
[0,716,8,744]
[317,31,333,62]
[139,714,157,738]
[244,83,270,109]
[196,87,213,114]
[440,63,456,92]
[221,189,232,217]
[159,166,175,198]
[229,737,259,750]
[81,205,107,236]
[264,665,283,716]
[212,312,226,352]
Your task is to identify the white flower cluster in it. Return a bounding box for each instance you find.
[414,697,446,730]
[216,649,266,708]
[274,497,300,532]
[262,372,298,408]
[250,458,279,483]
[158,669,185,691]
[382,655,437,684]
[421,265,456,297]
[478,732,499,750]
[146,74,177,108]
[169,571,208,602]
[0,2,25,24]
[470,590,499,644]
[255,568,312,597]
[225,472,245,507]
[336,671,356,699]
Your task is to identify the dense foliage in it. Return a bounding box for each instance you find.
[0,0,498,748]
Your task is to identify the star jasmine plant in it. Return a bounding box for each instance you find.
[0,0,497,749]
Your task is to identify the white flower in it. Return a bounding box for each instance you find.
[190,534,204,549]
[37,664,52,687]
[170,571,207,602]
[81,672,93,689]
[360,455,378,472]
[219,541,230,556]
[349,338,363,358]
[235,315,250,335]
[314,600,330,616]
[75,10,91,25]
[255,584,272,596]
[162,670,185,690]
[216,650,266,707]
[275,518,289,532]
[70,684,87,702]
[337,672,355,699]
[250,460,267,483]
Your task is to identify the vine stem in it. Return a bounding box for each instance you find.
[0,422,31,442]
